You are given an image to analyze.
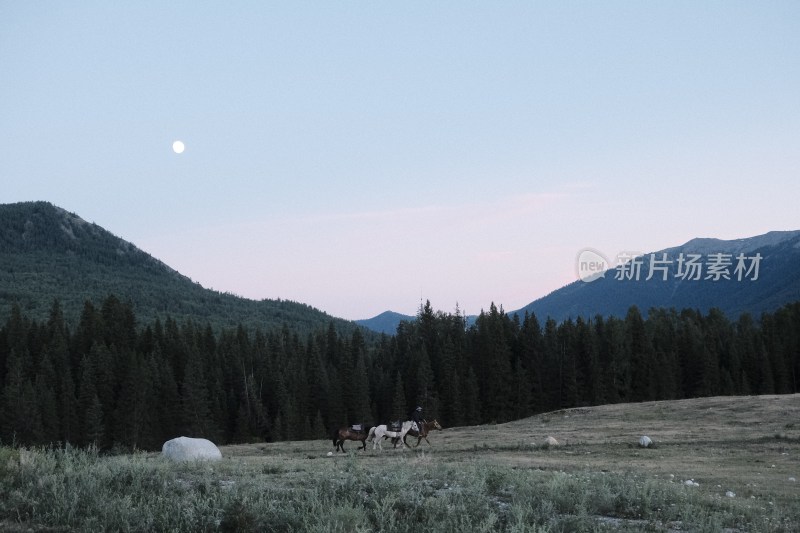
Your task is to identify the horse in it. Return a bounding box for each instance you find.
[366,421,414,451]
[331,423,373,453]
[403,419,443,447]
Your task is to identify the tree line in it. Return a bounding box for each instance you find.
[1,296,798,450]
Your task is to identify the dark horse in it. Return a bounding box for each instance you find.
[332,423,374,452]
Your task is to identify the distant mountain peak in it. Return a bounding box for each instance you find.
[670,230,800,256]
[356,310,415,335]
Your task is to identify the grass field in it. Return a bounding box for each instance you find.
[2,394,798,531]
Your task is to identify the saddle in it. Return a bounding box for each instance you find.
[388,420,402,432]
[350,424,364,432]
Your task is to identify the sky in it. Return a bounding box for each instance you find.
[2,2,799,320]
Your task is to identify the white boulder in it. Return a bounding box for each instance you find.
[544,436,559,446]
[638,435,653,448]
[162,436,222,462]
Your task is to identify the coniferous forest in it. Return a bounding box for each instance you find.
[1,296,798,451]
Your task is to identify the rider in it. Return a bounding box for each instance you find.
[410,405,423,435]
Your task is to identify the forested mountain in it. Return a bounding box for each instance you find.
[0,201,359,336]
[514,231,800,323]
[2,296,798,450]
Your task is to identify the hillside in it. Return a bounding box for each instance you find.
[513,230,800,322]
[0,201,360,334]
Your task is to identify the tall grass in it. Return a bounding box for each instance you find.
[1,445,796,532]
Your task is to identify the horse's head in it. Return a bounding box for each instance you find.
[432,419,442,430]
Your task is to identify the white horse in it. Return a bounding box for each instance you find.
[367,421,414,451]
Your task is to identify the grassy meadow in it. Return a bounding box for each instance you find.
[1,394,798,532]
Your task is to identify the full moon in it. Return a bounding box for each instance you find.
[172,140,185,154]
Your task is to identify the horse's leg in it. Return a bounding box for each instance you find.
[399,431,410,450]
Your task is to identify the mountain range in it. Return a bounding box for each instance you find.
[0,201,360,335]
[359,230,800,332]
[3,201,798,335]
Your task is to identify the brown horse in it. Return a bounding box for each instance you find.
[332,424,373,452]
[395,419,443,447]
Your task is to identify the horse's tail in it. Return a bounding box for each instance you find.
[331,427,339,446]
[366,426,376,442]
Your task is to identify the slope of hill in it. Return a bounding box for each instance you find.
[513,230,800,322]
[0,201,360,334]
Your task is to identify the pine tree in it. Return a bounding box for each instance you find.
[89,344,115,439]
[151,352,181,444]
[541,318,561,410]
[626,306,654,402]
[449,371,464,426]
[304,341,329,429]
[574,316,601,405]
[181,353,212,437]
[558,319,579,408]
[518,312,544,414]
[1,351,26,442]
[648,309,680,400]
[390,372,407,421]
[1,351,44,445]
[677,310,705,398]
[351,351,372,424]
[311,410,326,440]
[35,367,60,442]
[20,380,44,444]
[114,351,153,449]
[474,304,514,421]
[437,338,460,424]
[460,367,481,426]
[85,394,105,447]
[699,308,726,396]
[413,345,436,413]
[77,355,99,446]
[57,364,79,445]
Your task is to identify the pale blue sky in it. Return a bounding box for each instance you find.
[2,2,799,320]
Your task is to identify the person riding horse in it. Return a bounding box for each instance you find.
[389,406,424,448]
[411,406,423,434]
